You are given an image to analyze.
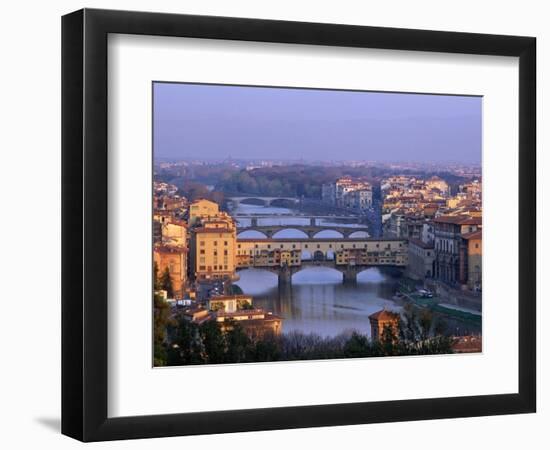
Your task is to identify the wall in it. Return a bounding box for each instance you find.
[0,0,547,448]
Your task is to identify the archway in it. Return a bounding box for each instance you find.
[272,228,309,239]
[312,229,345,239]
[237,230,269,239]
[313,250,325,261]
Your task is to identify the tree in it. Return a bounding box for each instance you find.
[153,261,161,291]
[153,293,171,366]
[160,266,174,298]
[167,317,204,365]
[199,321,226,364]
[343,332,372,358]
[224,322,252,363]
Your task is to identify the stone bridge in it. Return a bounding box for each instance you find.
[229,196,300,208]
[237,224,370,239]
[237,216,369,238]
[235,237,408,284]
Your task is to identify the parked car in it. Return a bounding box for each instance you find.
[418,289,433,298]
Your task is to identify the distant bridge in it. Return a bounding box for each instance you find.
[229,196,300,208]
[236,237,408,284]
[237,216,370,238]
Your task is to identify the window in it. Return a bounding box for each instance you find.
[224,249,228,255]
[200,241,205,246]
[214,241,218,246]
[199,265,206,270]
[224,241,228,246]
[200,249,205,255]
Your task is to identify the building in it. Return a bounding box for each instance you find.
[434,215,481,285]
[407,238,435,280]
[368,309,400,342]
[181,306,213,325]
[451,335,482,353]
[208,294,254,313]
[153,244,188,299]
[158,219,187,246]
[236,242,302,268]
[190,219,237,281]
[322,177,373,212]
[216,309,283,338]
[188,198,220,226]
[462,230,482,291]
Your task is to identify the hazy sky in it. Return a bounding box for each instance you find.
[153,82,482,164]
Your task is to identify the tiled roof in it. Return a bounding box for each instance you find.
[368,309,400,321]
[462,230,482,240]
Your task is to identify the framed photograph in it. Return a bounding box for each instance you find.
[62,8,536,442]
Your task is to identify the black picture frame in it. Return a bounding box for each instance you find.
[62,8,536,442]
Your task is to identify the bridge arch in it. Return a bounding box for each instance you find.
[237,230,269,239]
[348,230,369,238]
[271,228,309,239]
[313,250,325,261]
[239,197,268,206]
[312,229,345,239]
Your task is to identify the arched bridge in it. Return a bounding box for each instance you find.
[237,216,370,238]
[235,237,408,284]
[229,196,300,208]
[237,225,370,239]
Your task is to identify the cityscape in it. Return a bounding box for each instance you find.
[152,83,482,366]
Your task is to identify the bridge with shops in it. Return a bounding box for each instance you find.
[235,237,408,284]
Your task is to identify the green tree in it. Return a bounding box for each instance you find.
[153,293,171,366]
[153,261,161,291]
[343,332,372,358]
[167,318,204,365]
[225,322,252,363]
[160,266,174,298]
[199,321,226,364]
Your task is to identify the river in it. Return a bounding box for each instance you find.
[232,202,401,337]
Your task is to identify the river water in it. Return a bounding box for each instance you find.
[232,202,401,337]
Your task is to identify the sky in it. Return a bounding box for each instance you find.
[153,82,482,164]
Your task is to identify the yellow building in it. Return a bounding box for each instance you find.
[463,230,482,290]
[161,220,187,246]
[191,220,237,281]
[188,198,220,226]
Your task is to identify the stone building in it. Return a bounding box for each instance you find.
[407,238,435,280]
[462,230,482,291]
[368,309,400,342]
[153,244,188,299]
[434,215,481,285]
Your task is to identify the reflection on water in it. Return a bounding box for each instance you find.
[235,267,401,337]
[232,202,399,337]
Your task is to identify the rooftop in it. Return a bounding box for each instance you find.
[368,309,400,321]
